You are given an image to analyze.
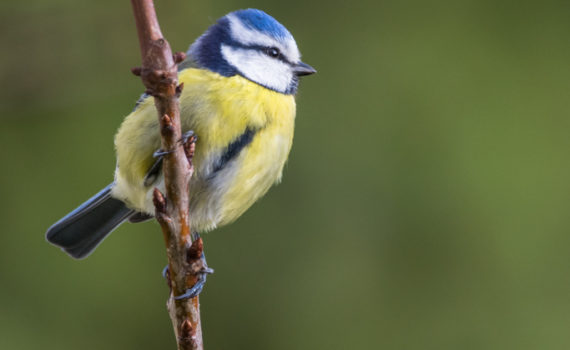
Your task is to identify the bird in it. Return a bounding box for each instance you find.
[46,8,315,259]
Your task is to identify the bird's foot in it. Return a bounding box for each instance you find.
[180,130,197,165]
[152,130,197,158]
[180,130,197,146]
[145,131,197,187]
[174,261,214,300]
[162,256,214,299]
[162,233,214,300]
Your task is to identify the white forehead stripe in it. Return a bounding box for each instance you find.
[221,44,293,92]
[227,14,300,63]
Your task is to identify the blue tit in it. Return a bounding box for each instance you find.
[46,9,315,259]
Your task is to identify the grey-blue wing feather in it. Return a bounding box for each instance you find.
[46,184,134,259]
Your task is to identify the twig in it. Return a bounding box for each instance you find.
[130,1,206,349]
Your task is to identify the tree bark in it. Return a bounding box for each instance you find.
[130,1,206,349]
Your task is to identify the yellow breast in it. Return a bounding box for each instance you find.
[113,68,296,231]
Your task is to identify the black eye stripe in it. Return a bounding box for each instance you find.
[229,42,293,65]
[259,46,289,64]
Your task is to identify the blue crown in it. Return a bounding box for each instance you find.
[232,9,292,40]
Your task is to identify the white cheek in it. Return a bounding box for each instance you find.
[221,45,292,93]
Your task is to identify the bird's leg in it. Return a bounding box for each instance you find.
[144,156,164,187]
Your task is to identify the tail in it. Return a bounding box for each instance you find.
[46,183,134,259]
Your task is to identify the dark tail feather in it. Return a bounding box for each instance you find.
[46,183,134,259]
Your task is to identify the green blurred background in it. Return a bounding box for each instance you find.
[1,0,570,349]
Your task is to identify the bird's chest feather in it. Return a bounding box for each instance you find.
[182,70,296,230]
[113,69,296,230]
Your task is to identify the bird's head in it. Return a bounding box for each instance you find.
[187,9,316,95]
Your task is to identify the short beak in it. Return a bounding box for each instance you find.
[294,61,317,76]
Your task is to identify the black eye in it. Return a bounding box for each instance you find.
[266,47,280,58]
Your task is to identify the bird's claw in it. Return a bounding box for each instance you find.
[153,149,172,158]
[162,233,213,300]
[152,131,197,158]
[174,265,214,300]
[180,130,197,145]
[162,263,214,300]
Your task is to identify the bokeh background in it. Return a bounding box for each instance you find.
[2,0,570,349]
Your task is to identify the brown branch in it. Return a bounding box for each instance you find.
[130,1,206,349]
